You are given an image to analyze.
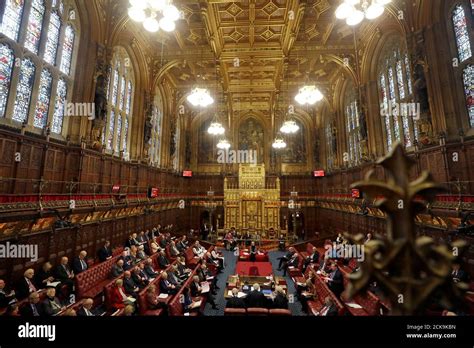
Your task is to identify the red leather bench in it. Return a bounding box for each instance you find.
[269,309,292,316]
[307,273,345,316]
[224,308,246,316]
[168,269,204,316]
[75,254,121,299]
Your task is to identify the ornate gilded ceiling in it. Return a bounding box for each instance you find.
[100,0,359,120]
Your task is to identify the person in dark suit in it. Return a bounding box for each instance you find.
[77,298,95,316]
[249,242,257,262]
[34,262,55,289]
[120,249,133,270]
[177,236,189,252]
[98,241,113,262]
[143,258,159,278]
[72,250,88,274]
[0,279,16,308]
[168,266,183,287]
[226,288,246,309]
[451,262,469,283]
[125,233,139,248]
[20,292,43,317]
[303,247,320,273]
[282,253,299,277]
[157,250,170,269]
[325,263,344,298]
[111,259,124,278]
[245,284,268,308]
[123,271,139,298]
[42,287,65,316]
[277,247,295,270]
[159,272,177,295]
[272,286,289,309]
[131,267,148,289]
[190,275,218,310]
[16,268,37,300]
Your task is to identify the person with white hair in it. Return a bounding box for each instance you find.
[245,283,269,308]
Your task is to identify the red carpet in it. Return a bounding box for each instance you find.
[235,261,274,276]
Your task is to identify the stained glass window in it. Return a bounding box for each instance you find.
[115,116,122,153]
[33,69,53,128]
[60,25,75,75]
[326,123,334,169]
[0,0,25,41]
[388,67,401,141]
[123,117,129,152]
[119,76,125,110]
[396,60,406,99]
[44,11,61,65]
[107,110,115,150]
[380,74,392,150]
[0,44,15,119]
[51,78,67,133]
[126,81,132,115]
[463,64,474,127]
[404,54,413,95]
[12,58,36,123]
[344,87,362,166]
[111,69,119,105]
[453,5,472,63]
[24,0,45,55]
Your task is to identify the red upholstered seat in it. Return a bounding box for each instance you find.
[224,308,246,316]
[269,309,292,316]
[75,254,121,299]
[246,307,269,316]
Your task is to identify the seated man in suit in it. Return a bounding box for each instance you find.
[159,272,177,295]
[190,275,218,310]
[323,263,344,298]
[192,241,206,258]
[0,278,16,308]
[123,271,140,298]
[176,236,189,252]
[316,296,338,316]
[451,262,469,283]
[169,241,180,258]
[34,262,56,289]
[168,265,184,287]
[16,268,37,300]
[282,252,299,277]
[245,283,268,308]
[55,257,74,293]
[249,241,257,262]
[42,287,65,316]
[111,259,125,278]
[77,298,95,316]
[226,288,246,309]
[157,250,170,269]
[98,240,113,262]
[136,245,147,261]
[278,235,286,251]
[120,249,133,270]
[277,247,295,270]
[125,233,139,248]
[72,250,88,274]
[143,258,159,278]
[20,291,43,317]
[272,286,288,309]
[197,263,218,294]
[131,266,148,289]
[302,247,320,273]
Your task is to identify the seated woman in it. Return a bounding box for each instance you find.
[145,285,162,310]
[298,278,316,313]
[110,279,135,311]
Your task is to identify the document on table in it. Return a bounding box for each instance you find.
[127,297,136,303]
[158,293,169,299]
[346,302,363,309]
[237,292,247,298]
[190,300,202,309]
[201,282,210,293]
[47,281,61,287]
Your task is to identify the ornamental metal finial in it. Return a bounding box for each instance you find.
[348,142,468,315]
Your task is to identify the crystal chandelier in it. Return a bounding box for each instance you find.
[208,122,225,136]
[280,119,299,134]
[187,88,214,108]
[294,85,324,105]
[272,134,287,149]
[128,0,180,33]
[216,139,231,150]
[335,0,390,26]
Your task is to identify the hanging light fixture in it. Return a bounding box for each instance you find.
[272,132,287,149]
[187,88,214,107]
[280,119,300,134]
[128,0,180,33]
[208,121,225,136]
[335,0,390,26]
[216,138,231,150]
[295,85,324,106]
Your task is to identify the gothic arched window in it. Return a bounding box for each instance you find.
[0,0,79,135]
[377,37,417,152]
[452,4,474,128]
[344,84,362,166]
[149,93,163,167]
[105,47,134,157]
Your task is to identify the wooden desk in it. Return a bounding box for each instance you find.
[224,275,287,299]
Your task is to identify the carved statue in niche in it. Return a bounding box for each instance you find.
[358,92,370,161]
[313,138,320,167]
[411,31,433,146]
[282,120,306,164]
[90,44,110,151]
[238,118,264,163]
[143,93,153,161]
[185,130,191,168]
[198,119,215,164]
